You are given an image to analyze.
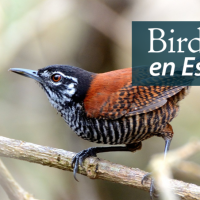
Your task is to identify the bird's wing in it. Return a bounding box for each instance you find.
[99,85,185,119]
[83,68,185,119]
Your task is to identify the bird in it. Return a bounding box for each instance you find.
[10,65,190,198]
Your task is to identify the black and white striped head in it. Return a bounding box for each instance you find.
[10,65,95,107]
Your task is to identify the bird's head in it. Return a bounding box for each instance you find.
[10,65,94,107]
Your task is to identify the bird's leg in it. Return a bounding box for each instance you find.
[71,142,142,181]
[141,123,174,199]
[162,124,174,160]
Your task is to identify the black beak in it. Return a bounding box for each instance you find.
[9,68,42,83]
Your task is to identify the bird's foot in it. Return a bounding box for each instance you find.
[141,173,159,200]
[71,147,97,181]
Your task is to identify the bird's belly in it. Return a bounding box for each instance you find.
[72,99,179,145]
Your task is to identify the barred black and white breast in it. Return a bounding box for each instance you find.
[61,86,190,145]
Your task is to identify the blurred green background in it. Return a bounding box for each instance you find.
[1,0,200,199]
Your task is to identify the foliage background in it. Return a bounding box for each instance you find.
[0,0,200,199]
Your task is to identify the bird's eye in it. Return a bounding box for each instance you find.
[51,74,62,82]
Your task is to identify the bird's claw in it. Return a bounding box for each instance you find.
[141,172,151,185]
[71,147,97,181]
[141,173,159,199]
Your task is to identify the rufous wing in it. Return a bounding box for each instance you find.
[84,68,185,120]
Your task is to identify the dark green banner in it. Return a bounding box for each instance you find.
[132,21,200,86]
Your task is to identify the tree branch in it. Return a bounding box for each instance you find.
[0,136,199,199]
[148,140,200,200]
[0,159,38,200]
